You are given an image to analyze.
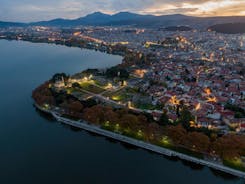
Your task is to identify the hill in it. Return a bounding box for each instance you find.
[208,23,245,34]
[0,21,25,27]
[31,12,154,27]
[1,12,245,29]
[29,13,245,29]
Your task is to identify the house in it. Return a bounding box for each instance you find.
[240,124,245,132]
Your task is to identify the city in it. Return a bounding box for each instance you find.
[1,26,244,133]
[1,1,245,183]
[14,24,243,177]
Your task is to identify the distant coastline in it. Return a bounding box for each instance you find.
[0,37,126,58]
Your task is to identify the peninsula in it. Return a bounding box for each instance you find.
[32,65,245,178]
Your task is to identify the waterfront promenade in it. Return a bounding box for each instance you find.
[35,103,245,179]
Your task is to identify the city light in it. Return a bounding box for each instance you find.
[169,96,180,105]
[161,136,170,145]
[106,83,113,89]
[206,97,217,103]
[204,88,212,96]
[112,96,120,101]
[195,103,201,111]
[137,130,143,137]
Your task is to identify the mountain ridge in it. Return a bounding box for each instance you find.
[1,12,245,29]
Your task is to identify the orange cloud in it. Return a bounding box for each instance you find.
[141,0,245,16]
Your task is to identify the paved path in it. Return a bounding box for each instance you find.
[35,103,245,179]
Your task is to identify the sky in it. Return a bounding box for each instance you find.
[0,0,245,22]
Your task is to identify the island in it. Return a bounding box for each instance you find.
[33,64,245,178]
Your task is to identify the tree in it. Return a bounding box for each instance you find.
[116,108,129,118]
[183,132,210,153]
[68,101,84,112]
[159,112,170,125]
[51,73,69,82]
[178,106,195,130]
[72,82,81,88]
[82,105,105,124]
[32,81,56,106]
[104,109,119,125]
[119,114,139,132]
[225,103,245,118]
[105,66,129,79]
[82,99,97,108]
[167,125,187,145]
[145,122,162,142]
[211,134,245,160]
[210,133,218,142]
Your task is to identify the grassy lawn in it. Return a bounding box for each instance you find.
[93,80,108,88]
[125,87,138,93]
[104,87,138,103]
[134,103,156,110]
[67,88,91,100]
[65,87,75,94]
[104,86,160,110]
[79,82,106,94]
[223,159,245,172]
[69,88,87,95]
[132,101,163,111]
[105,89,130,102]
[111,94,127,101]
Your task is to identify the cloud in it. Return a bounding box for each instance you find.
[141,0,245,16]
[0,0,244,22]
[143,8,199,15]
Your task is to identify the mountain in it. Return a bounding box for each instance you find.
[31,12,190,27]
[31,12,153,27]
[76,12,111,24]
[208,23,245,34]
[30,12,245,29]
[110,12,153,21]
[0,21,25,27]
[1,12,245,29]
[31,18,71,26]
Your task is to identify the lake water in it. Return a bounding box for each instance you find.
[0,40,243,184]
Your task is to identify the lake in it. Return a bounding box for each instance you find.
[0,40,243,184]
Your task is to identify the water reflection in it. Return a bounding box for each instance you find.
[37,108,242,182]
[210,168,240,181]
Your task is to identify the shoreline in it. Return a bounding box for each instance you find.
[0,38,126,58]
[34,103,245,179]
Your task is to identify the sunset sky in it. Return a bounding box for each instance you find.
[1,0,245,22]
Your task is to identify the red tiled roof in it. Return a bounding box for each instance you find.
[241,124,245,128]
